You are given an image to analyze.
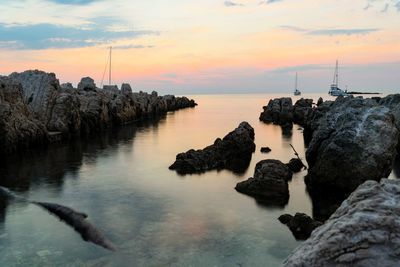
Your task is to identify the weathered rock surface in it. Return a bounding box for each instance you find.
[235,159,292,206]
[286,158,305,173]
[292,98,313,126]
[121,83,132,96]
[169,122,256,174]
[77,77,96,91]
[380,94,400,149]
[305,97,398,194]
[284,179,400,267]
[0,76,48,154]
[279,213,322,240]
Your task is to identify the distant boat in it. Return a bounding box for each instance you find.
[329,60,348,96]
[294,72,301,96]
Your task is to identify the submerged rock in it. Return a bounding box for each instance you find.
[284,179,400,267]
[260,147,271,153]
[169,122,256,174]
[305,97,398,194]
[286,158,304,173]
[0,76,48,154]
[278,213,322,240]
[235,159,292,207]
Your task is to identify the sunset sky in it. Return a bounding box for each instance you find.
[0,0,399,94]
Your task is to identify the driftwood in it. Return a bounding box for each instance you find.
[0,186,117,251]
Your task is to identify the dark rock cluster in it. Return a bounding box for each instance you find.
[278,213,322,240]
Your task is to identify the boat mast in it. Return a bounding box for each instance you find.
[295,72,298,91]
[109,46,112,85]
[333,60,339,87]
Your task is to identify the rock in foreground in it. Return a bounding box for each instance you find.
[169,122,256,174]
[305,97,398,194]
[235,159,292,207]
[284,179,400,267]
[278,213,322,240]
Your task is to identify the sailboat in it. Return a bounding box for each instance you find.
[328,60,347,96]
[294,72,301,96]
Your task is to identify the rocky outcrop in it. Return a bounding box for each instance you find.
[284,179,400,267]
[305,97,399,194]
[2,70,197,154]
[0,76,48,154]
[259,97,314,127]
[121,83,132,96]
[380,94,400,149]
[278,213,322,240]
[235,159,292,206]
[286,158,304,173]
[169,122,256,174]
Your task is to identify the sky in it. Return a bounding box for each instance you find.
[0,0,399,94]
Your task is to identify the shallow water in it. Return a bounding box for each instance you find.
[0,93,396,266]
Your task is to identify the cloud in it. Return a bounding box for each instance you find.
[259,0,283,4]
[224,1,244,7]
[307,28,380,36]
[269,64,330,74]
[46,0,98,4]
[0,23,160,50]
[280,26,380,36]
[112,44,155,50]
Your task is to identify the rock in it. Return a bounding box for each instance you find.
[77,77,96,91]
[103,85,119,94]
[47,91,81,134]
[286,158,304,173]
[379,94,400,150]
[305,97,398,194]
[9,70,60,124]
[121,83,132,96]
[169,122,256,174]
[235,159,292,206]
[260,147,271,153]
[279,213,322,240]
[284,179,400,267]
[259,97,293,125]
[317,97,323,106]
[60,83,74,90]
[292,98,313,126]
[0,76,48,154]
[281,122,293,136]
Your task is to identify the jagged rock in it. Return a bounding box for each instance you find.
[259,97,293,125]
[305,97,399,194]
[235,159,292,206]
[293,98,313,125]
[9,70,60,124]
[260,147,271,153]
[281,122,293,136]
[380,94,400,150]
[286,158,304,173]
[103,85,119,94]
[278,213,322,240]
[0,76,48,154]
[60,83,74,90]
[47,92,81,134]
[317,97,323,106]
[284,179,400,267]
[169,122,255,174]
[121,83,132,96]
[77,77,96,91]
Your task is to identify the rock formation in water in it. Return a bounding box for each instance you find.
[305,97,399,194]
[169,122,256,174]
[283,179,400,267]
[286,158,305,173]
[235,159,292,206]
[260,147,271,153]
[1,70,197,154]
[0,76,48,154]
[259,97,314,128]
[278,213,322,240]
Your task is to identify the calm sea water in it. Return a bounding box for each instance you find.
[0,93,397,267]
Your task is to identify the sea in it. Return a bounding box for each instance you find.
[0,93,398,267]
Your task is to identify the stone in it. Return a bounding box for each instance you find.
[260,147,271,153]
[259,97,293,125]
[305,97,398,194]
[77,77,96,91]
[235,159,292,206]
[286,158,304,173]
[121,83,132,96]
[292,98,313,126]
[169,122,256,174]
[0,76,48,154]
[103,85,119,94]
[60,83,74,90]
[279,213,322,240]
[284,179,400,267]
[317,97,323,106]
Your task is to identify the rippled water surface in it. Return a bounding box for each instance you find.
[0,93,396,266]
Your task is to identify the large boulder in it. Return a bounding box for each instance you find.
[259,97,293,125]
[9,70,60,124]
[235,159,292,206]
[0,76,48,154]
[77,77,96,91]
[121,83,132,96]
[305,97,398,194]
[169,122,256,174]
[284,179,400,267]
[292,98,313,126]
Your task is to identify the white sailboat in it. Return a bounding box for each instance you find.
[294,72,301,96]
[329,60,347,96]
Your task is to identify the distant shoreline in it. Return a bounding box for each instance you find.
[347,91,381,95]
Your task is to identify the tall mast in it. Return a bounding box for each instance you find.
[295,72,298,91]
[109,46,112,85]
[336,60,339,87]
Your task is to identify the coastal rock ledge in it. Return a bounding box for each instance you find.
[169,122,256,174]
[284,179,400,267]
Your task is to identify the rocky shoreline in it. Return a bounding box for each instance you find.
[0,70,197,155]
